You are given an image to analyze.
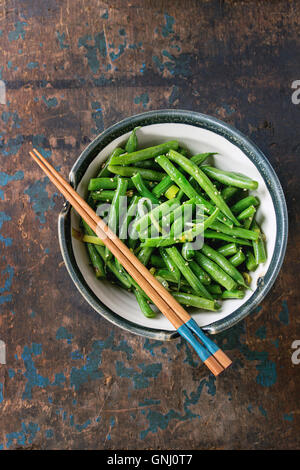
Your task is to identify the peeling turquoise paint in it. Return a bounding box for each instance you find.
[176,337,198,368]
[51,373,66,387]
[0,264,14,307]
[115,361,162,389]
[45,429,53,439]
[283,413,293,422]
[78,32,107,74]
[56,31,69,49]
[134,93,149,109]
[91,101,104,134]
[8,22,28,42]
[0,212,12,247]
[140,376,215,439]
[6,422,40,449]
[1,110,21,128]
[56,326,73,344]
[0,135,24,157]
[0,170,24,200]
[153,51,192,77]
[258,405,267,418]
[101,10,108,19]
[217,322,277,387]
[138,398,161,407]
[24,176,56,224]
[109,37,127,61]
[0,383,3,403]
[71,349,84,360]
[169,85,179,105]
[42,96,58,108]
[162,14,175,37]
[22,343,49,399]
[279,300,289,325]
[143,339,163,357]
[255,325,266,339]
[32,134,51,158]
[76,419,91,432]
[70,341,105,391]
[27,62,39,69]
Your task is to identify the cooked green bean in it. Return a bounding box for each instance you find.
[119,195,140,240]
[159,248,181,282]
[210,220,259,241]
[97,147,124,178]
[252,221,267,264]
[207,284,222,295]
[88,177,134,191]
[96,245,132,289]
[92,190,117,202]
[137,246,153,266]
[172,292,220,311]
[167,150,241,225]
[108,165,165,181]
[151,152,213,198]
[201,166,259,190]
[194,251,237,291]
[166,247,213,299]
[134,288,157,318]
[125,127,140,153]
[245,250,258,271]
[237,205,256,221]
[191,152,215,166]
[200,243,246,287]
[217,243,238,257]
[221,186,240,201]
[229,250,246,267]
[105,178,128,260]
[156,269,180,284]
[231,196,260,214]
[152,177,174,198]
[134,198,180,234]
[156,154,233,228]
[165,185,179,199]
[131,173,159,204]
[110,140,179,165]
[221,289,245,299]
[189,260,211,286]
[204,229,252,246]
[150,254,166,269]
[86,243,105,278]
[181,242,195,260]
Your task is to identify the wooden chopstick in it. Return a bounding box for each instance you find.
[30,149,231,374]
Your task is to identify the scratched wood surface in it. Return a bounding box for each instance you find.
[0,0,299,450]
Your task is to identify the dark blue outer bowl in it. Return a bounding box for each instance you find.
[58,110,288,340]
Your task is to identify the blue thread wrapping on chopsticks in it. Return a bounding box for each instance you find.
[186,318,219,355]
[177,324,210,363]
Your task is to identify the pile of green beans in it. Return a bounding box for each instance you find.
[79,128,267,318]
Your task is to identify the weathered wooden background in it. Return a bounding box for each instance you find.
[0,0,299,450]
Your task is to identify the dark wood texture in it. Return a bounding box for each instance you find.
[0,0,299,450]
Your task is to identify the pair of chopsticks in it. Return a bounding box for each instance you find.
[29,148,232,376]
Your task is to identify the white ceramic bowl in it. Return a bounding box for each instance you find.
[58,110,288,339]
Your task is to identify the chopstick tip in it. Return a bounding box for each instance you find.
[204,356,224,376]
